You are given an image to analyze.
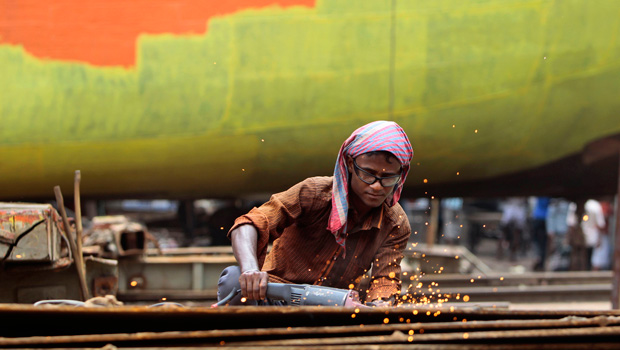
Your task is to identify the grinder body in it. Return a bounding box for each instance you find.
[266,283,364,307]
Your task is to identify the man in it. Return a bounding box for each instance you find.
[217,121,414,306]
[531,197,550,271]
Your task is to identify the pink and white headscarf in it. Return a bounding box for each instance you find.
[328,121,413,247]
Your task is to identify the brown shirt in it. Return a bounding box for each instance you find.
[229,176,412,302]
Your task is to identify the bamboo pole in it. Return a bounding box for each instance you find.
[54,185,90,301]
[73,171,87,290]
[613,154,620,309]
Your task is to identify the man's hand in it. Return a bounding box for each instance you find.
[239,269,268,301]
[367,299,391,307]
[367,296,395,307]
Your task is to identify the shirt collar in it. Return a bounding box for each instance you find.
[348,204,384,233]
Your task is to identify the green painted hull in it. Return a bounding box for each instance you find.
[1,0,620,200]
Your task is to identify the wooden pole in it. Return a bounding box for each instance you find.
[73,171,90,299]
[54,185,90,301]
[427,198,439,247]
[613,154,620,309]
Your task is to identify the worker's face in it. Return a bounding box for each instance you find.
[347,153,402,213]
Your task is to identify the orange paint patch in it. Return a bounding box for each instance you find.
[0,0,315,67]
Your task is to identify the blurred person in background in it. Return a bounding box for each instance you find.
[545,198,571,271]
[586,199,610,271]
[567,201,587,270]
[441,197,464,246]
[567,199,607,270]
[531,197,550,271]
[498,197,528,261]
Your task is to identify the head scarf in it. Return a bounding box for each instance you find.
[328,121,413,247]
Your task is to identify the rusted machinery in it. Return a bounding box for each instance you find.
[0,203,118,303]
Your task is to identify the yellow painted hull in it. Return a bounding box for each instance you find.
[1,0,619,200]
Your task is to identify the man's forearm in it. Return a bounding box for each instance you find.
[231,224,260,272]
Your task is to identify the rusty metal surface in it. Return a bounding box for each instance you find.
[418,271,612,288]
[83,215,149,258]
[0,203,63,263]
[117,251,236,301]
[1,304,620,348]
[0,256,117,303]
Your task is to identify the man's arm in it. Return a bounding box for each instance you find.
[230,225,269,300]
[230,224,269,300]
[227,178,320,300]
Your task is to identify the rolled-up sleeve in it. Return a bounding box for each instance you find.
[228,179,317,269]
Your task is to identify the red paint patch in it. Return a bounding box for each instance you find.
[0,0,315,67]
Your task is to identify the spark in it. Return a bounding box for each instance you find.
[383,318,390,324]
[474,129,478,133]
[241,297,247,303]
[452,124,456,128]
[423,179,428,183]
[463,333,470,339]
[456,172,460,175]
[463,295,470,302]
